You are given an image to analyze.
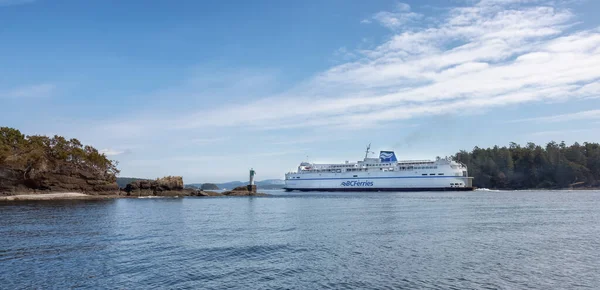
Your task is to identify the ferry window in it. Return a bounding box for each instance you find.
[353,175,358,177]
[438,173,444,175]
[422,173,427,176]
[430,173,435,175]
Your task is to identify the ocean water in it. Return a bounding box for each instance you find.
[1,190,599,289]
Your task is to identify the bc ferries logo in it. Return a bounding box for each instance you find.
[379,151,398,162]
[341,180,374,187]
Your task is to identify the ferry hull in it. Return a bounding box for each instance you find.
[284,187,476,192]
[285,148,474,192]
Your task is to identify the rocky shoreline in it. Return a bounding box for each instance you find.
[0,179,269,201]
[191,185,269,197]
[0,192,114,201]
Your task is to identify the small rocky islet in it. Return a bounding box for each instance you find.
[0,127,266,200]
[123,177,267,197]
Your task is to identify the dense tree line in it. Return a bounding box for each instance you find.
[454,141,600,189]
[0,127,119,181]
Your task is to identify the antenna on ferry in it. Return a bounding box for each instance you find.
[364,143,374,159]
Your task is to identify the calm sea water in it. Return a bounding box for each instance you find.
[1,190,599,289]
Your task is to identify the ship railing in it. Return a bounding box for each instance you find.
[397,160,434,164]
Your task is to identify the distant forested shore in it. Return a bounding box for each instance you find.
[454,142,600,189]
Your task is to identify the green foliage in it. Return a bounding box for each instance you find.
[201,183,219,190]
[456,141,600,189]
[0,127,120,180]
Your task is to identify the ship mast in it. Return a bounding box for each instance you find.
[364,143,374,160]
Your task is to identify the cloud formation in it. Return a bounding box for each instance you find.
[369,2,423,30]
[171,0,599,132]
[511,109,600,123]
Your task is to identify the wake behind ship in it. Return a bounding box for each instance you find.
[284,145,474,192]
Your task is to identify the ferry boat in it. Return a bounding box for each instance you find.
[284,144,474,192]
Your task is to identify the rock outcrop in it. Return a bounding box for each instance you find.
[222,185,267,196]
[123,176,186,196]
[190,190,223,197]
[0,127,120,196]
[0,165,119,195]
[186,185,267,197]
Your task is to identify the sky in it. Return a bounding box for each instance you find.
[1,0,600,183]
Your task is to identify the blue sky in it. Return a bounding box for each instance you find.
[2,0,600,182]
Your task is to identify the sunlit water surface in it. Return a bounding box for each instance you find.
[1,190,599,289]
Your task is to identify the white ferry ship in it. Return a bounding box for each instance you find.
[284,145,474,192]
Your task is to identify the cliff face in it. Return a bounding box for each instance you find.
[123,176,185,196]
[0,164,119,195]
[0,127,120,196]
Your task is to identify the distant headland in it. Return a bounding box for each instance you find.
[0,127,266,200]
[454,142,600,190]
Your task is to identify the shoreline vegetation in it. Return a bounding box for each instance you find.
[0,127,266,200]
[455,141,600,190]
[2,126,599,200]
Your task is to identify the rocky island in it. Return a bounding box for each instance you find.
[0,127,119,196]
[0,127,267,200]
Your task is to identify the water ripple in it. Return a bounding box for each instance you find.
[1,190,599,289]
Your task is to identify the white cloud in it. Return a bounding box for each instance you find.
[0,83,56,98]
[88,0,600,154]
[159,0,598,132]
[332,46,357,62]
[511,109,600,123]
[530,128,596,136]
[396,3,412,12]
[369,2,423,30]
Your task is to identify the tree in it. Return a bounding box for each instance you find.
[0,127,120,180]
[457,141,600,189]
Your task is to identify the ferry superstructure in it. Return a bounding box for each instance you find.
[284,145,474,192]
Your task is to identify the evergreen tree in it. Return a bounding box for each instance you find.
[455,141,600,189]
